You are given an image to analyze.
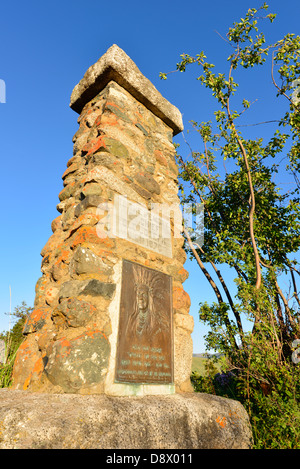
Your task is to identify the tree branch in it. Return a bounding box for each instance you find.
[271,51,294,104]
[194,240,246,349]
[225,58,262,289]
[289,266,300,309]
[183,227,239,349]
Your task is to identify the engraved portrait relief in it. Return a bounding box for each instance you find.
[115,260,173,384]
[128,263,169,339]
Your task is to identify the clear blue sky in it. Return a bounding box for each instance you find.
[0,0,299,352]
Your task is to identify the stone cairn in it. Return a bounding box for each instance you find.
[12,45,194,395]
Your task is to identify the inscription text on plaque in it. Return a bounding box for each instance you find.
[112,194,173,258]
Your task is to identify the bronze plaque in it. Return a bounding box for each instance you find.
[115,260,173,384]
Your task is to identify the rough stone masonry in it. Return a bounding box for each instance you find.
[11,44,194,396]
[3,45,253,449]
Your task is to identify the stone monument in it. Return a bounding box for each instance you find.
[2,46,252,449]
[11,45,193,396]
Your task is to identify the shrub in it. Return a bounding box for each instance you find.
[0,302,32,388]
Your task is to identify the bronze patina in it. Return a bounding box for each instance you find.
[115,260,173,384]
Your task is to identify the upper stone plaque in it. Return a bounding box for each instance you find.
[70,44,183,135]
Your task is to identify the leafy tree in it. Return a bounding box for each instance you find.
[161,3,300,448]
[0,302,32,387]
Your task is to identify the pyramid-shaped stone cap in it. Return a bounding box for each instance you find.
[70,44,183,135]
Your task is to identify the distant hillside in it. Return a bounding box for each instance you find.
[193,353,223,359]
[191,354,223,375]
